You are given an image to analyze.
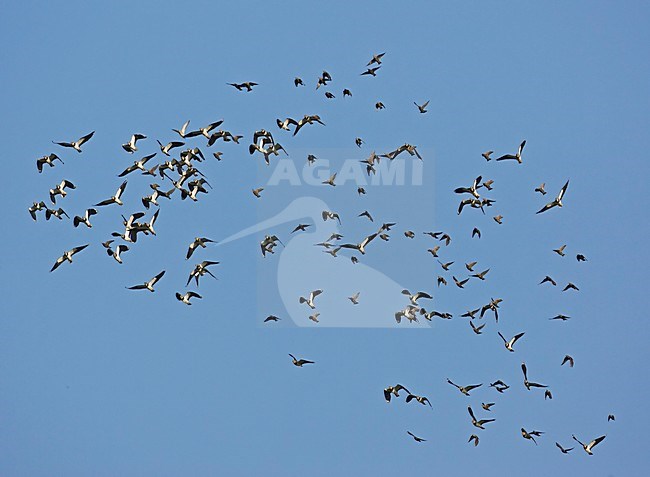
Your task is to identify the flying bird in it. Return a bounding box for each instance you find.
[72,208,97,228]
[563,282,579,292]
[572,434,606,455]
[550,314,571,321]
[361,66,381,76]
[498,332,525,352]
[540,275,557,286]
[299,290,323,309]
[471,269,490,280]
[340,233,378,255]
[556,442,574,454]
[289,354,314,367]
[104,240,129,264]
[358,210,373,222]
[36,153,64,173]
[157,140,185,156]
[561,355,575,367]
[401,290,433,305]
[490,380,510,393]
[384,384,410,402]
[447,379,482,396]
[121,133,146,153]
[50,244,89,272]
[291,224,311,233]
[521,428,539,445]
[414,100,429,113]
[172,120,192,138]
[367,52,385,66]
[468,406,495,429]
[28,201,47,221]
[127,270,166,292]
[118,153,156,177]
[186,237,215,260]
[406,394,432,407]
[406,431,426,443]
[536,180,570,214]
[470,321,485,335]
[521,362,547,390]
[175,291,202,305]
[322,173,337,186]
[186,261,220,287]
[496,140,526,163]
[95,181,127,207]
[49,180,75,204]
[52,131,95,153]
[45,207,69,221]
[228,82,258,92]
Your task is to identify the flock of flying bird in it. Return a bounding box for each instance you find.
[29,51,610,456]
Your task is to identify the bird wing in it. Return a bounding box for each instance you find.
[447,379,460,389]
[521,363,528,380]
[589,435,606,450]
[115,180,128,198]
[186,242,198,259]
[127,284,147,290]
[50,256,65,272]
[53,141,74,148]
[512,332,525,344]
[70,244,89,255]
[518,140,526,155]
[557,179,570,201]
[77,131,95,146]
[394,384,410,394]
[536,201,556,214]
[118,165,138,177]
[151,270,166,285]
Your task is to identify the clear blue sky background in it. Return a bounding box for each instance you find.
[1,1,649,476]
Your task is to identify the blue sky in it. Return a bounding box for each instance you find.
[1,1,649,475]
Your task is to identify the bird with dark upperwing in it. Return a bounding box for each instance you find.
[496,140,526,163]
[289,354,314,367]
[537,180,570,214]
[53,131,95,153]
